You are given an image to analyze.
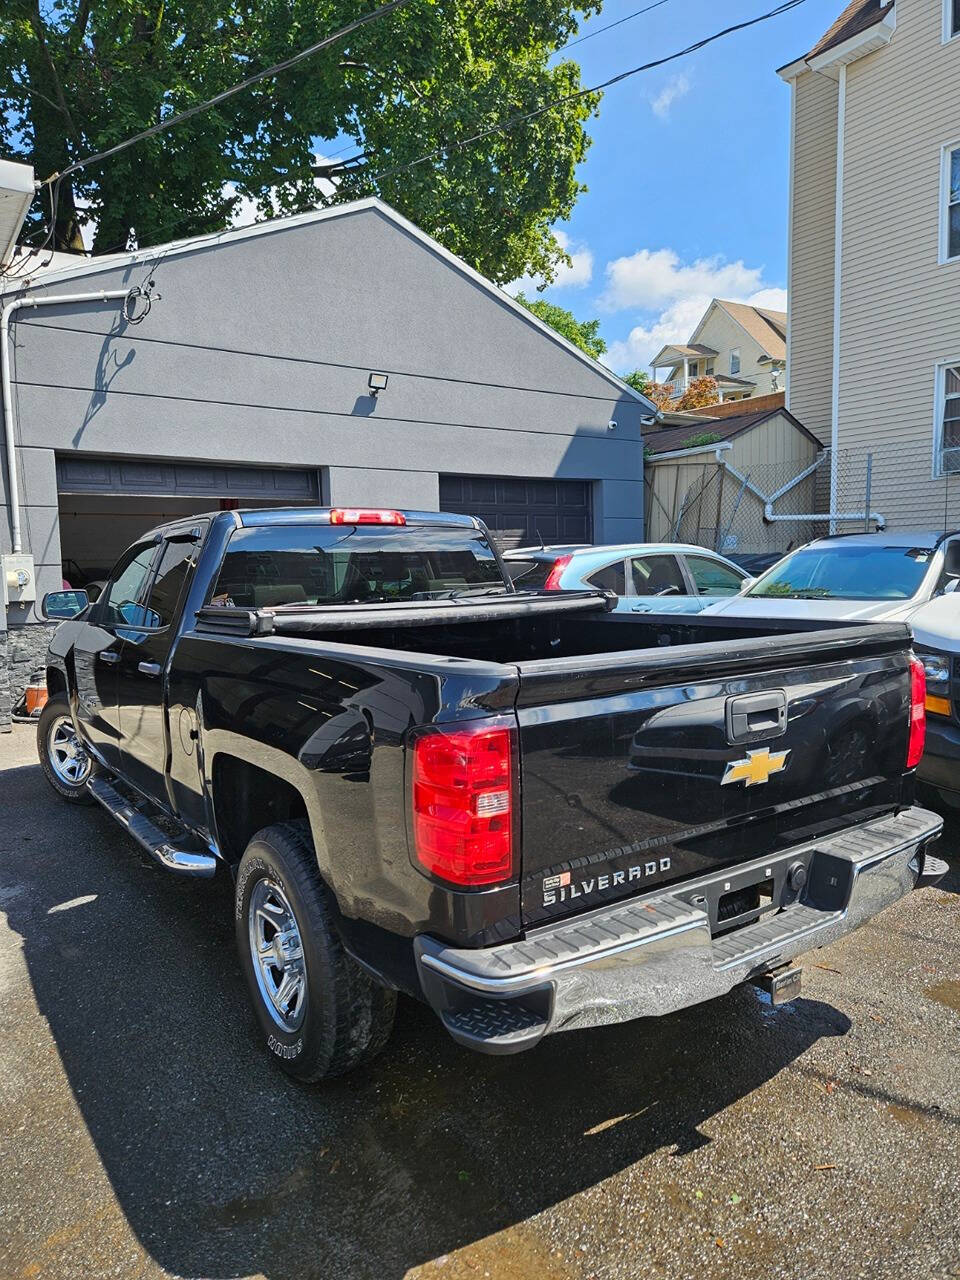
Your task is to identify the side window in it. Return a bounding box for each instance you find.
[942,144,960,262]
[100,543,158,628]
[937,364,960,473]
[730,348,741,375]
[142,539,199,629]
[631,555,686,597]
[586,560,626,594]
[685,554,745,596]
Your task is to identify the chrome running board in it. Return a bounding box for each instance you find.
[88,775,217,878]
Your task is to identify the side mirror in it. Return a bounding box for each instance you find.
[741,577,757,591]
[943,578,960,595]
[41,589,89,620]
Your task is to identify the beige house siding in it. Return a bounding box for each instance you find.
[645,412,820,549]
[725,413,819,472]
[836,0,960,526]
[787,68,838,446]
[690,307,782,397]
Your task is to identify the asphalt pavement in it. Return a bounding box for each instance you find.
[0,722,958,1280]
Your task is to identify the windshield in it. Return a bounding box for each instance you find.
[747,543,935,601]
[210,524,509,608]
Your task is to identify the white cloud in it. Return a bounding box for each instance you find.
[600,247,766,312]
[598,244,786,373]
[650,74,690,120]
[604,283,787,375]
[606,295,714,374]
[744,286,788,312]
[505,229,594,294]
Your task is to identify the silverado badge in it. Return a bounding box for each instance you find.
[721,747,790,787]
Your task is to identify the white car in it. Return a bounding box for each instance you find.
[705,531,960,622]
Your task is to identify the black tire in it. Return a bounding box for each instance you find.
[235,821,396,1082]
[37,694,97,805]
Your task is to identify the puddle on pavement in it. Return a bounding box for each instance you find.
[925,979,960,1013]
[887,1103,927,1129]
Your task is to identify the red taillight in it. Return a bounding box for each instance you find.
[411,723,515,887]
[329,508,406,525]
[907,655,926,768]
[544,554,573,591]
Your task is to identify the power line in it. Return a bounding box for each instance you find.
[11,377,638,443]
[30,0,804,261]
[19,317,633,405]
[314,0,679,177]
[362,0,807,187]
[37,0,413,189]
[558,0,674,54]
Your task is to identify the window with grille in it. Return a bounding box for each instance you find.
[940,365,960,474]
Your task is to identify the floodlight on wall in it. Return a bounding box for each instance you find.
[368,371,389,395]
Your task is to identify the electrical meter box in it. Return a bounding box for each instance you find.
[1,554,37,607]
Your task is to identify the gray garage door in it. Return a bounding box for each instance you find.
[56,455,318,501]
[439,476,593,549]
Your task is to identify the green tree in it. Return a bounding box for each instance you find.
[622,369,651,395]
[1,0,601,282]
[515,292,606,359]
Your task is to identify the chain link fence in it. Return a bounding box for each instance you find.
[646,452,829,558]
[645,439,960,559]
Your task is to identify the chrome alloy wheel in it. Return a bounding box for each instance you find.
[47,715,92,787]
[248,878,307,1032]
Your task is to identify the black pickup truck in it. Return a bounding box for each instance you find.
[38,506,946,1081]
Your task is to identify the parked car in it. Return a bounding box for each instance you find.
[904,594,960,811]
[503,542,750,613]
[705,531,960,622]
[37,507,944,1081]
[727,550,789,577]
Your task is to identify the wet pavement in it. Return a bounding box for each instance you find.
[0,721,958,1280]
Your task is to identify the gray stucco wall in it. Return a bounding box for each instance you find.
[0,201,646,725]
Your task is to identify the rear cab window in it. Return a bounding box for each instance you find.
[209,523,508,608]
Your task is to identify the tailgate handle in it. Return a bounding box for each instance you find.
[726,691,787,744]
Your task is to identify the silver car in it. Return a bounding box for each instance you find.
[503,542,749,614]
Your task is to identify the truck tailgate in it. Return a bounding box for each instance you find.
[515,623,914,927]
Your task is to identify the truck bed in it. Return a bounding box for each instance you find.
[184,599,916,935]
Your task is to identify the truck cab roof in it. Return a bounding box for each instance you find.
[135,506,486,543]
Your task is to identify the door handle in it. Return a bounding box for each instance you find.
[726,690,787,743]
[138,661,162,677]
[98,651,120,664]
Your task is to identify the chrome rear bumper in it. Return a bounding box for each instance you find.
[415,807,945,1054]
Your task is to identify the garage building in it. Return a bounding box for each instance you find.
[0,197,652,727]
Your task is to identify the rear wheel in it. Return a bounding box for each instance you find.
[235,821,396,1081]
[37,695,96,804]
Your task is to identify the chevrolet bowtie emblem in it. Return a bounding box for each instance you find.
[721,747,790,787]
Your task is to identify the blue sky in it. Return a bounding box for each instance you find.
[506,0,841,373]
